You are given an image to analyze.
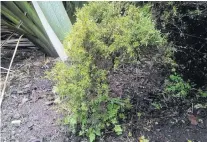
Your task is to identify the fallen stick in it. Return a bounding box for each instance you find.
[0,32,15,48]
[0,34,24,107]
[0,67,14,72]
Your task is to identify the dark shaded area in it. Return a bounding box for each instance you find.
[107,52,207,142]
[153,2,207,87]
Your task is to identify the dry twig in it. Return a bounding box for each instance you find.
[0,67,14,72]
[0,34,24,107]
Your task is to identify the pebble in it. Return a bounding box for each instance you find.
[11,120,21,126]
[156,129,161,132]
[24,84,31,88]
[198,119,205,128]
[28,122,34,130]
[21,97,29,105]
[23,90,28,94]
[11,130,16,135]
[18,91,23,94]
[45,101,54,106]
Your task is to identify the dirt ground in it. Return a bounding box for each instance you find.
[1,48,207,142]
[1,49,72,142]
[106,58,207,142]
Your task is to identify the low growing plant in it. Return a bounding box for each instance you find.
[48,2,165,141]
[198,89,207,97]
[164,73,191,97]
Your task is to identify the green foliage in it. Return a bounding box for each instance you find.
[48,2,165,141]
[137,112,142,120]
[139,135,149,142]
[89,132,95,142]
[152,102,162,110]
[164,73,191,97]
[198,89,207,97]
[114,125,122,135]
[65,2,165,68]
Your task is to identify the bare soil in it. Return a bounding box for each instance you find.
[105,52,207,142]
[1,48,207,142]
[1,49,71,142]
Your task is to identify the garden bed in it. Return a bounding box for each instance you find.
[1,48,207,142]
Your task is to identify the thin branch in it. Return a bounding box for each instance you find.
[0,32,15,48]
[0,34,24,108]
[0,67,14,72]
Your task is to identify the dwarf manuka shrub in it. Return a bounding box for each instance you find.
[48,2,165,141]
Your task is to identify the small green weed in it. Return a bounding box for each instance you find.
[137,112,142,120]
[164,73,191,97]
[139,135,149,142]
[152,102,162,110]
[114,125,123,135]
[198,89,207,97]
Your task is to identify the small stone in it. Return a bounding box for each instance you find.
[11,130,16,135]
[198,119,205,128]
[45,101,54,106]
[43,107,48,111]
[198,119,203,123]
[11,120,21,126]
[28,122,34,130]
[24,84,31,88]
[18,91,23,94]
[20,97,29,105]
[23,90,28,94]
[156,129,161,132]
